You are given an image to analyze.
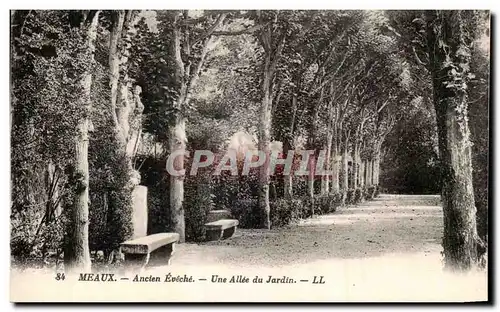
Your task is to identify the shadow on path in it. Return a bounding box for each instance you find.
[173,194,444,267]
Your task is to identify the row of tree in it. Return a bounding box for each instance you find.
[10,10,489,272]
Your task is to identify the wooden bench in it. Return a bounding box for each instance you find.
[120,233,179,269]
[205,219,239,241]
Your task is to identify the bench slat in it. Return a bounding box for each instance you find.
[209,209,230,214]
[121,233,179,254]
[205,219,239,230]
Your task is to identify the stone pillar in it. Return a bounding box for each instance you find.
[131,185,148,239]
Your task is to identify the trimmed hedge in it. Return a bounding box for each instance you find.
[345,188,364,205]
[315,192,343,214]
[231,198,259,229]
[354,188,363,203]
[232,197,313,229]
[363,185,378,200]
[209,185,381,231]
[184,175,213,242]
[346,189,356,204]
[270,199,309,227]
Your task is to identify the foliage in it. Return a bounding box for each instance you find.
[468,27,490,241]
[10,10,489,271]
[231,198,259,229]
[135,156,170,235]
[88,124,133,254]
[354,188,363,203]
[184,174,214,241]
[11,10,95,260]
[381,97,441,194]
[315,192,343,214]
[270,199,298,228]
[364,186,377,200]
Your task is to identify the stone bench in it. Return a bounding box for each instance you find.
[120,233,179,269]
[205,219,239,241]
[206,209,232,223]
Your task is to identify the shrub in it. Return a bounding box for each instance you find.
[211,175,239,212]
[270,199,294,227]
[346,189,356,204]
[315,196,330,215]
[293,179,309,197]
[339,190,347,205]
[270,198,316,228]
[291,199,310,219]
[362,187,368,200]
[315,192,343,214]
[146,186,170,235]
[300,196,314,218]
[330,192,344,210]
[231,198,259,229]
[88,133,133,255]
[354,188,363,203]
[303,193,342,216]
[364,186,377,200]
[184,175,214,242]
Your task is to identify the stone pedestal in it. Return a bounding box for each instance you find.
[131,185,148,239]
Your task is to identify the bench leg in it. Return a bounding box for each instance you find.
[206,229,223,241]
[222,226,236,239]
[123,253,150,272]
[149,243,175,266]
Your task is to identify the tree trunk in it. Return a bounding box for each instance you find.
[45,161,61,223]
[258,65,272,229]
[371,159,376,186]
[283,139,293,200]
[321,130,333,195]
[284,175,293,200]
[373,145,381,186]
[168,17,188,242]
[426,10,483,270]
[169,117,186,242]
[331,139,340,192]
[283,90,298,200]
[256,26,285,225]
[366,159,372,187]
[341,142,349,192]
[166,12,223,239]
[65,11,100,272]
[307,152,315,200]
[307,88,322,211]
[353,144,360,189]
[359,159,365,188]
[109,11,125,129]
[107,11,142,258]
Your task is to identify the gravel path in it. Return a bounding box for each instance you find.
[173,194,444,267]
[11,194,486,302]
[157,194,487,301]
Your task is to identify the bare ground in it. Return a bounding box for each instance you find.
[11,194,488,302]
[158,194,488,301]
[173,194,445,266]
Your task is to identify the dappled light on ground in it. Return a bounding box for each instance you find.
[10,194,487,302]
[158,194,487,301]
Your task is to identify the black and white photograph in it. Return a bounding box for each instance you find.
[9,7,490,302]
